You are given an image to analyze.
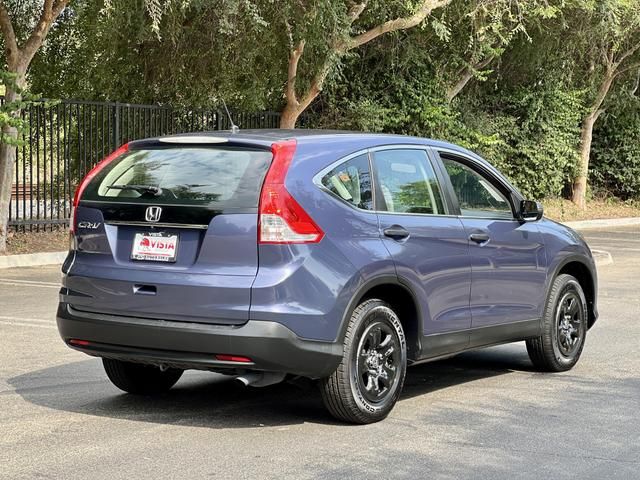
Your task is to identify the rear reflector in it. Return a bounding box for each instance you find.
[69,339,91,346]
[258,140,324,244]
[215,354,253,363]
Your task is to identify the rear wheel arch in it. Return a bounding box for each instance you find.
[337,276,422,361]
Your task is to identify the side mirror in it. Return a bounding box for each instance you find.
[518,199,543,222]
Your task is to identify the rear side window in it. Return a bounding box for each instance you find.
[83,147,272,208]
[320,154,373,210]
[372,149,446,215]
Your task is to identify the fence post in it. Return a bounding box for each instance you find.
[113,101,120,149]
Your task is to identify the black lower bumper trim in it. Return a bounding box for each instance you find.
[57,303,341,378]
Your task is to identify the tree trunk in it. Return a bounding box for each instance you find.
[570,70,614,209]
[279,104,300,129]
[0,82,22,254]
[571,113,598,209]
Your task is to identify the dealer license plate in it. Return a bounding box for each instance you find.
[131,232,179,262]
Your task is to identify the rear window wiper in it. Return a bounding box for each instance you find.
[106,184,163,196]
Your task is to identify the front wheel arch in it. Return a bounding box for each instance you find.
[547,256,597,329]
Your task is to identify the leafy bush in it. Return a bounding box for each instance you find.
[314,55,584,200]
[462,85,584,199]
[591,93,640,200]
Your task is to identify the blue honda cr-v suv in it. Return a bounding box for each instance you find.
[57,130,598,423]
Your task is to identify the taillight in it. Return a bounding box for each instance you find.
[70,143,129,233]
[258,140,324,244]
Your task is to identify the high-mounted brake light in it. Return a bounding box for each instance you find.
[258,140,324,244]
[70,143,129,233]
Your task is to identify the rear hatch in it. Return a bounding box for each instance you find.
[64,137,272,325]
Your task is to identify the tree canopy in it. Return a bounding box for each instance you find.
[3,0,640,206]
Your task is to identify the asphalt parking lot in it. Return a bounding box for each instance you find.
[1,226,639,480]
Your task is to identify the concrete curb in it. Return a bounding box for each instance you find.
[564,217,640,230]
[0,251,67,269]
[591,249,613,267]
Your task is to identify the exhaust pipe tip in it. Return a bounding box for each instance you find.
[234,372,286,388]
[235,376,251,387]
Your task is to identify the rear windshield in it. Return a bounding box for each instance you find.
[83,147,272,208]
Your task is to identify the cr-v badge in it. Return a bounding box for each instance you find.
[145,206,162,223]
[77,221,101,229]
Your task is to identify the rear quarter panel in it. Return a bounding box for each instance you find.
[250,137,402,341]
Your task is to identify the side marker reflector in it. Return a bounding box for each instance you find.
[215,354,253,363]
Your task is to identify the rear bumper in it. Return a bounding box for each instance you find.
[56,303,342,378]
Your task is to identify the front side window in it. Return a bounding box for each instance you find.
[441,156,513,219]
[320,154,373,210]
[372,149,446,215]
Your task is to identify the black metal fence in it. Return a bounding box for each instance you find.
[6,98,281,231]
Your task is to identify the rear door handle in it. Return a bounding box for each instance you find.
[469,233,490,244]
[383,225,410,240]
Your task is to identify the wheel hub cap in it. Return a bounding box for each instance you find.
[356,322,400,403]
[556,291,584,357]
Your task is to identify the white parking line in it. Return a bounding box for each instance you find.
[0,314,55,324]
[591,245,640,252]
[584,236,639,243]
[0,318,56,329]
[0,278,60,286]
[0,279,60,289]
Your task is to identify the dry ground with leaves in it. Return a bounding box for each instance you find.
[543,197,640,222]
[5,229,67,255]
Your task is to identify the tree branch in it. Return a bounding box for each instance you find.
[341,0,451,52]
[285,40,305,107]
[347,1,368,24]
[631,68,640,96]
[297,64,331,114]
[446,55,495,102]
[614,39,640,68]
[0,1,18,67]
[21,0,69,67]
[614,61,640,78]
[588,69,616,116]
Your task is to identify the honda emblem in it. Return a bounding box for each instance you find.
[145,206,162,223]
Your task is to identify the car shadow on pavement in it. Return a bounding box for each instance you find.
[8,344,535,428]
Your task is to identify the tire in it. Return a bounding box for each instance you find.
[320,299,407,424]
[526,274,588,372]
[102,358,183,395]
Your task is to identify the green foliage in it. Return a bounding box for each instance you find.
[466,85,585,198]
[313,35,584,199]
[14,0,640,201]
[0,71,46,146]
[591,91,640,199]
